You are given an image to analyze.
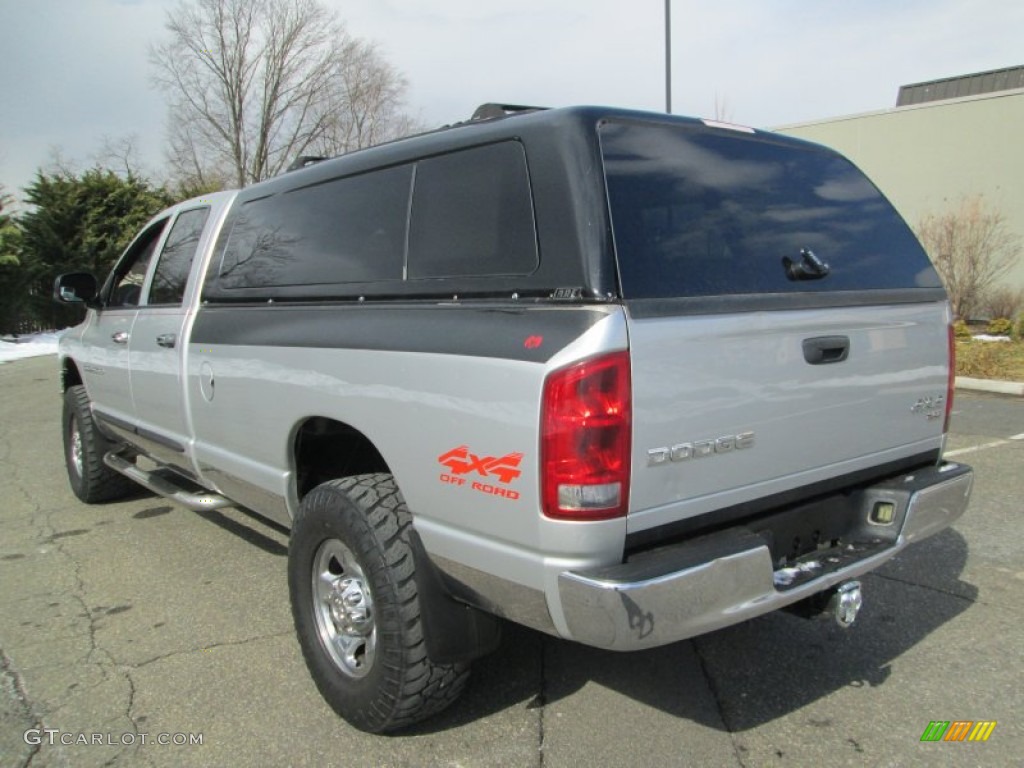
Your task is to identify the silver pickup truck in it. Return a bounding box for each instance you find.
[54,105,973,732]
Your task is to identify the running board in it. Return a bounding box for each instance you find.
[103,453,233,511]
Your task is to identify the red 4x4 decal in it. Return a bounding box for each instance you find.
[438,445,523,484]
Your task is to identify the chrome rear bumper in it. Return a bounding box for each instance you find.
[558,462,973,651]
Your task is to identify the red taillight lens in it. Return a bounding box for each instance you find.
[945,322,956,433]
[541,351,631,520]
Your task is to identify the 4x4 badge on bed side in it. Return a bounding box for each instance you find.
[438,445,524,501]
[438,445,523,484]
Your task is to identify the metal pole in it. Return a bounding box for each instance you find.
[665,0,672,113]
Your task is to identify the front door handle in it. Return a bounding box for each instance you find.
[111,331,129,345]
[156,333,177,349]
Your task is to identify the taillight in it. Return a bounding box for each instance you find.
[541,351,631,520]
[945,322,955,433]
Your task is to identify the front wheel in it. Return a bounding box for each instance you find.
[62,385,136,503]
[288,474,469,732]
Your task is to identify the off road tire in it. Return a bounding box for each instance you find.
[289,473,470,732]
[62,385,136,503]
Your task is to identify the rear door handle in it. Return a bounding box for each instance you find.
[156,333,177,349]
[803,335,850,365]
[111,331,129,345]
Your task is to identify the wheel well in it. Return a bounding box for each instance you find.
[293,417,390,500]
[62,360,83,391]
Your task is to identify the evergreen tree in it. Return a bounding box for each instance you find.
[15,169,173,330]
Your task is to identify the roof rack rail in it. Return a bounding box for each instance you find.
[287,155,328,172]
[471,103,547,121]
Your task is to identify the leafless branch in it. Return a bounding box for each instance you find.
[150,0,417,189]
[916,195,1022,320]
[93,135,145,178]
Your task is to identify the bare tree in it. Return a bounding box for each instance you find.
[93,135,145,178]
[983,286,1024,321]
[150,0,417,189]
[43,147,79,178]
[312,38,423,157]
[916,196,1022,321]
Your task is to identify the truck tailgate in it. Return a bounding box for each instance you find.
[626,302,950,531]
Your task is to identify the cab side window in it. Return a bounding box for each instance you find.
[148,207,211,306]
[108,219,169,308]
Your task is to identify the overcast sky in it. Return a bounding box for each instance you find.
[2,0,1021,200]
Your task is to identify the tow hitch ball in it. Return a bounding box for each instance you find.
[828,581,863,628]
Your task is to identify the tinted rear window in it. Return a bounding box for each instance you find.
[600,120,941,299]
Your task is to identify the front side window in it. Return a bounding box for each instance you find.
[107,218,168,308]
[148,207,210,306]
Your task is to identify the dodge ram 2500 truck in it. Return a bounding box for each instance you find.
[55,104,973,733]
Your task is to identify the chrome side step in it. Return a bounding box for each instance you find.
[103,453,233,511]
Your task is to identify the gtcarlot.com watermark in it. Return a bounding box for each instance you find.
[24,729,203,747]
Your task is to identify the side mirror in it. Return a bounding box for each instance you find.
[53,272,99,306]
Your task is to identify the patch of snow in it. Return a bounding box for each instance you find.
[0,330,67,365]
[971,334,1012,343]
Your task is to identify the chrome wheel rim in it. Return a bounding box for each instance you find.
[312,538,376,678]
[69,419,84,477]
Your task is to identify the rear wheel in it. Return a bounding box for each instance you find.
[289,473,470,732]
[62,385,136,503]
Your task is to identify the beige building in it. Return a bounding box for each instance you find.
[775,68,1024,292]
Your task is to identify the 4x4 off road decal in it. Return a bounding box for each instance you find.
[438,445,523,501]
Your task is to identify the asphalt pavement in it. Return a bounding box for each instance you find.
[1,355,1022,767]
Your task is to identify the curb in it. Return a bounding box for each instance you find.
[955,376,1024,397]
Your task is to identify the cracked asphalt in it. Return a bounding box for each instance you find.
[2,355,1022,767]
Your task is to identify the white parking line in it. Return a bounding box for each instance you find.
[945,439,1014,458]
